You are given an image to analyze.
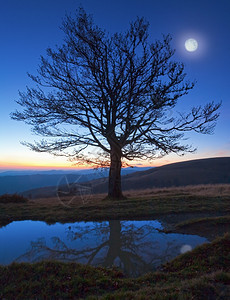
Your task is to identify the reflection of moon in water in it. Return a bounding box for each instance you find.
[185,38,198,52]
[180,244,192,254]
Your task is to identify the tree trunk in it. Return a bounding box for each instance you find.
[104,221,122,265]
[108,147,125,199]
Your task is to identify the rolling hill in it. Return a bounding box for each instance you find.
[91,157,230,193]
[21,157,230,198]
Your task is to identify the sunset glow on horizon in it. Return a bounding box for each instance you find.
[0,152,228,171]
[0,158,154,171]
[0,158,94,171]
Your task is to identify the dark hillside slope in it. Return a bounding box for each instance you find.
[92,157,230,193]
[21,157,230,198]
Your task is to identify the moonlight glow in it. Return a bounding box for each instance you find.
[185,38,198,52]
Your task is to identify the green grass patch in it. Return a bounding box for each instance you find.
[160,233,230,274]
[0,194,229,227]
[176,215,230,228]
[171,216,230,241]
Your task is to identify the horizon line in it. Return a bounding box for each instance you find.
[0,155,229,172]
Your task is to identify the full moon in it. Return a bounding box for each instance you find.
[185,38,198,52]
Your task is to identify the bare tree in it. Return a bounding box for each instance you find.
[11,8,220,199]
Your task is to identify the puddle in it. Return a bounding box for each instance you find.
[0,220,208,277]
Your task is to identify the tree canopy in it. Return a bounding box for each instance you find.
[12,8,221,198]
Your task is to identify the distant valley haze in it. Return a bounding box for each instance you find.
[1,157,229,198]
[0,166,150,195]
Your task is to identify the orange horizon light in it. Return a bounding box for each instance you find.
[0,160,157,171]
[0,161,92,171]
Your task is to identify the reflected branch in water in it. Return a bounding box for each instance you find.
[14,220,187,276]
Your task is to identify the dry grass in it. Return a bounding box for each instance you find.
[0,193,28,203]
[124,184,230,198]
[1,184,229,230]
[29,193,106,206]
[31,184,230,206]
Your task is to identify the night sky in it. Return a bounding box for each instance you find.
[0,0,229,170]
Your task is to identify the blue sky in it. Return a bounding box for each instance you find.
[0,0,229,170]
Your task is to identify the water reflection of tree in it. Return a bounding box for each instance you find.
[15,221,180,277]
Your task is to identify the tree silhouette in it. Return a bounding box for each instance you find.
[11,8,220,199]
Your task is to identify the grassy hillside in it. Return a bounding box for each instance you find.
[92,157,230,193]
[19,157,230,199]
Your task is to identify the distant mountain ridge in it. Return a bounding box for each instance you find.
[0,167,150,195]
